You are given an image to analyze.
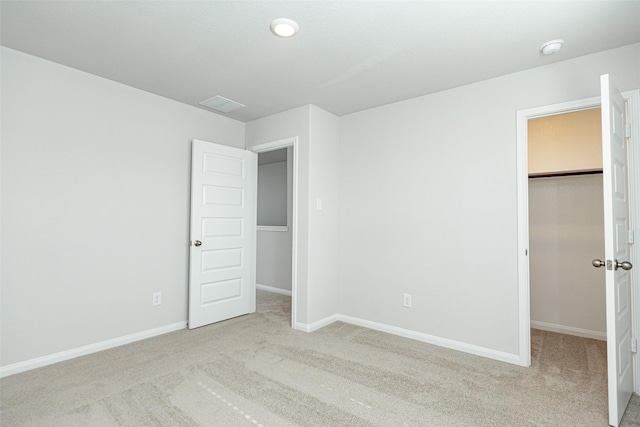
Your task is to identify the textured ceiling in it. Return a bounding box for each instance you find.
[2,1,639,122]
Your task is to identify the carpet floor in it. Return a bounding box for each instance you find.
[2,290,639,426]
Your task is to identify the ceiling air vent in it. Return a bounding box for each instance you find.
[199,95,245,113]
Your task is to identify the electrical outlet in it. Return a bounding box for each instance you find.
[403,293,412,308]
[153,292,162,306]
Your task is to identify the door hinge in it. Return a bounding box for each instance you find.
[631,338,637,353]
[629,230,635,244]
[626,124,631,138]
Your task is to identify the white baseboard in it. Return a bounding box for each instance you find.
[0,321,187,378]
[2,311,535,378]
[531,320,606,341]
[293,313,521,365]
[256,283,292,296]
[294,314,340,333]
[336,315,521,365]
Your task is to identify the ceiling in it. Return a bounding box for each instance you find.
[2,1,639,122]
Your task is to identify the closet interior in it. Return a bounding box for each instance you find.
[528,107,606,340]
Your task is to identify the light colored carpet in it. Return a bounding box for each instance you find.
[1,290,639,426]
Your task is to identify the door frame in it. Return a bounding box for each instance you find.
[249,137,299,328]
[516,90,640,390]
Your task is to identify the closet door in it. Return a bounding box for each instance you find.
[188,139,257,329]
[601,74,632,427]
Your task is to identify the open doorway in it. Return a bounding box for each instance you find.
[516,86,640,426]
[518,95,618,366]
[255,147,293,321]
[528,108,606,340]
[250,137,299,328]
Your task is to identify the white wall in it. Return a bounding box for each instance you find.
[529,175,605,338]
[246,105,341,327]
[257,161,287,226]
[0,47,245,368]
[308,106,341,323]
[256,229,293,292]
[246,106,311,324]
[338,43,640,357]
[528,108,602,175]
[3,41,639,371]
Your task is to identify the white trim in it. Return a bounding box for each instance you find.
[531,320,607,341]
[256,283,292,296]
[294,314,340,333]
[516,91,640,376]
[257,225,289,232]
[0,321,187,378]
[293,313,520,365]
[249,137,299,330]
[626,89,640,394]
[337,315,521,365]
[516,108,531,367]
[250,137,297,153]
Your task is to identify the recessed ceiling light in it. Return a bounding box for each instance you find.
[540,39,564,55]
[270,18,299,38]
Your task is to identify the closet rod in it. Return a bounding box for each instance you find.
[528,170,603,179]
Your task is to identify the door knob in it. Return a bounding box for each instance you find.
[193,240,202,247]
[592,259,632,270]
[615,260,633,271]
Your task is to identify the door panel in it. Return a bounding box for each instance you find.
[601,74,633,426]
[188,140,257,329]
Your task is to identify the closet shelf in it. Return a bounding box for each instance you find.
[528,169,603,179]
[257,225,289,232]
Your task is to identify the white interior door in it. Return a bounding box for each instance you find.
[188,139,257,329]
[601,74,633,426]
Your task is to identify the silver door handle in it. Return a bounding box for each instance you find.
[592,259,632,270]
[193,240,202,247]
[615,260,633,271]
